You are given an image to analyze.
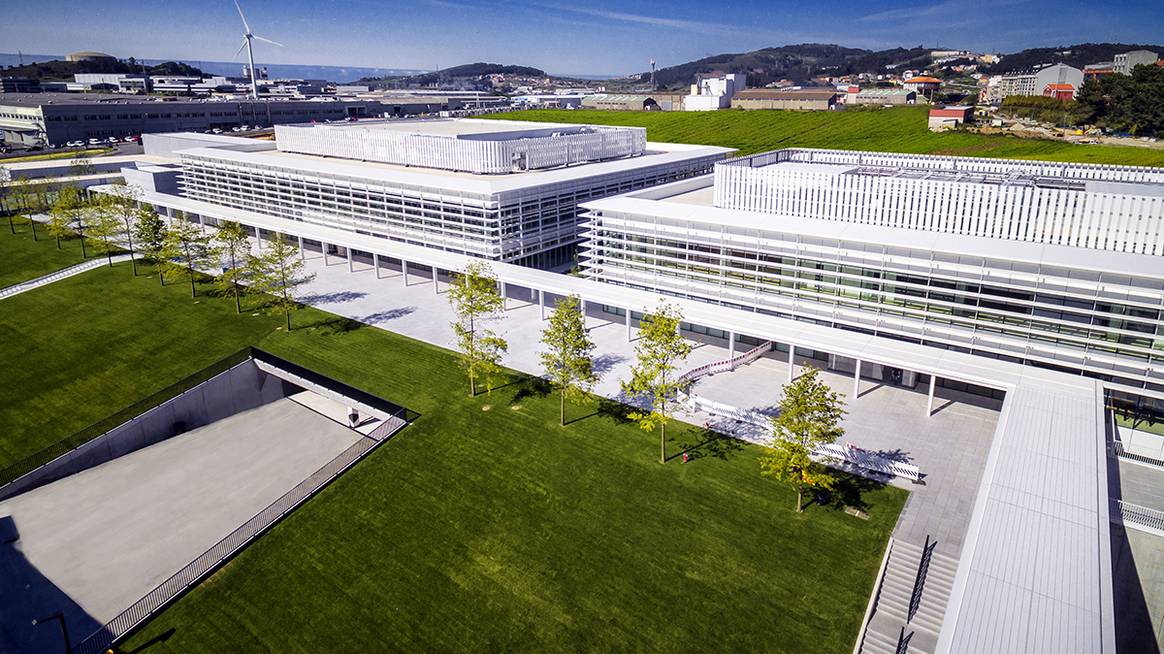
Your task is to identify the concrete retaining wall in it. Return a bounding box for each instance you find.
[0,361,287,500]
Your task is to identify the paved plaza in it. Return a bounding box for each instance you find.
[0,395,361,651]
[289,249,1001,557]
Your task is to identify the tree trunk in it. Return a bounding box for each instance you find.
[188,269,196,298]
[469,373,476,398]
[30,220,37,241]
[106,251,112,267]
[284,307,291,331]
[234,284,241,314]
[125,226,136,276]
[55,235,61,249]
[6,215,13,234]
[560,387,566,426]
[660,422,666,464]
[79,235,86,258]
[796,488,803,513]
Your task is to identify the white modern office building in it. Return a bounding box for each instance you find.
[580,148,1164,392]
[167,119,731,268]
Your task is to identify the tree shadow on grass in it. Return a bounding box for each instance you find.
[673,427,745,462]
[512,376,552,404]
[813,472,887,514]
[298,313,366,335]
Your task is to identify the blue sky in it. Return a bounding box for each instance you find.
[2,0,1162,76]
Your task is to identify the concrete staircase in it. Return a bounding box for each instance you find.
[858,538,958,654]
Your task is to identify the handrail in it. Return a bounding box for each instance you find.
[1112,499,1164,534]
[1112,440,1164,469]
[678,341,771,385]
[0,253,132,300]
[908,535,936,623]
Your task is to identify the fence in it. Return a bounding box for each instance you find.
[1112,500,1164,536]
[72,414,407,654]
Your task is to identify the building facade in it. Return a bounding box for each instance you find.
[992,63,1084,101]
[158,120,732,268]
[730,89,837,111]
[1114,50,1159,75]
[580,148,1164,391]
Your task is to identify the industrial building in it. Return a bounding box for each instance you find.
[579,148,1164,392]
[581,94,661,111]
[127,120,732,268]
[730,89,838,111]
[847,88,917,105]
[927,105,973,129]
[684,73,746,111]
[0,93,457,147]
[1114,50,1159,75]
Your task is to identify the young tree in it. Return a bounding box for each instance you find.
[447,261,507,397]
[105,184,143,275]
[161,216,217,297]
[69,156,95,177]
[539,294,598,426]
[86,196,123,266]
[134,207,167,284]
[48,186,87,255]
[249,233,316,330]
[11,179,41,241]
[760,366,846,513]
[621,304,693,463]
[213,220,252,313]
[0,165,10,233]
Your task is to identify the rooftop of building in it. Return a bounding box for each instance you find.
[167,125,733,195]
[0,92,383,108]
[717,148,1164,192]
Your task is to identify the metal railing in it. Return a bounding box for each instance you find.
[0,253,132,300]
[72,416,408,654]
[908,536,936,623]
[895,627,913,654]
[1112,500,1164,535]
[677,341,772,385]
[1112,440,1164,469]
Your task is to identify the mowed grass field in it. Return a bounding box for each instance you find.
[0,216,92,288]
[0,248,906,652]
[492,106,1164,165]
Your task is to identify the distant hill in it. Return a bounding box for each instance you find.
[645,43,933,88]
[361,62,545,88]
[2,58,204,81]
[983,42,1164,73]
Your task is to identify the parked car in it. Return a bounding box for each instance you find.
[66,140,84,148]
[88,138,102,146]
[211,128,223,134]
[123,136,136,142]
[106,137,120,145]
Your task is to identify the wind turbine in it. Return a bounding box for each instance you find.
[233,0,283,100]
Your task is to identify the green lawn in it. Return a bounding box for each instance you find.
[0,262,905,653]
[0,216,94,288]
[491,106,1164,165]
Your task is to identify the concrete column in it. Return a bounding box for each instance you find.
[539,290,545,320]
[433,267,439,294]
[347,247,353,272]
[729,332,736,361]
[322,242,328,265]
[787,344,795,383]
[625,309,632,341]
[853,359,862,398]
[500,282,508,310]
[256,229,264,252]
[927,374,937,417]
[402,260,409,285]
[373,253,380,279]
[580,299,588,329]
[297,236,304,261]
